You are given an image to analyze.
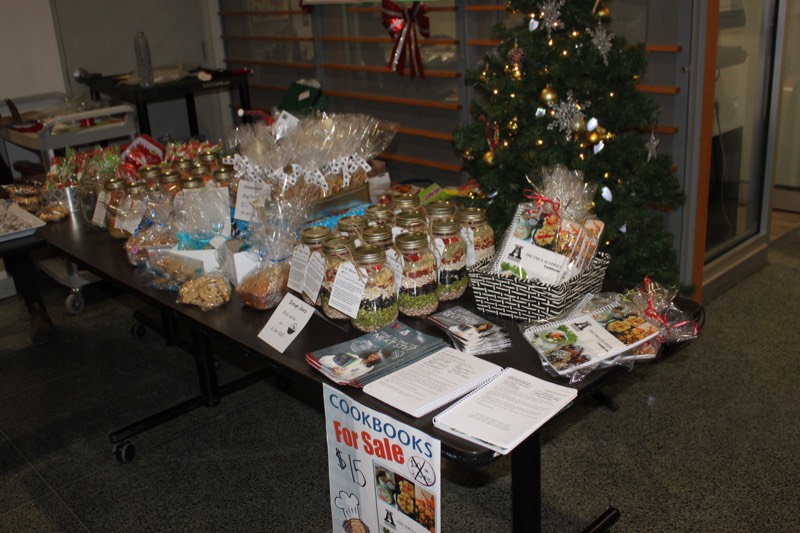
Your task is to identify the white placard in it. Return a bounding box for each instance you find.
[288,244,311,292]
[234,181,268,222]
[461,227,476,267]
[324,384,441,533]
[498,236,569,286]
[275,109,300,132]
[385,248,403,297]
[114,210,142,236]
[91,191,108,226]
[257,293,314,353]
[303,250,326,304]
[328,262,365,319]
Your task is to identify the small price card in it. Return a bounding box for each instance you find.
[258,293,314,353]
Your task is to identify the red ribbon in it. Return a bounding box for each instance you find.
[478,115,499,151]
[639,276,698,343]
[382,0,430,79]
[523,189,561,217]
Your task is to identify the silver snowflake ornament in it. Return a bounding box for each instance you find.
[646,130,660,161]
[541,0,566,39]
[587,23,613,65]
[547,91,590,141]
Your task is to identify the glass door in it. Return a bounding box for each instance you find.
[705,0,778,259]
[772,0,800,212]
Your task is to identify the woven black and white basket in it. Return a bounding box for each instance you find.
[468,252,610,322]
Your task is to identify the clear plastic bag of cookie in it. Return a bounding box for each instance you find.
[177,272,232,311]
[235,260,290,311]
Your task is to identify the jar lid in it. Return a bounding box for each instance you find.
[190,164,208,178]
[431,219,461,236]
[125,182,145,195]
[458,207,487,224]
[354,244,386,264]
[361,224,392,245]
[213,167,234,181]
[323,235,355,255]
[338,215,367,232]
[104,178,124,191]
[393,193,420,209]
[425,200,456,216]
[198,151,218,164]
[301,225,332,245]
[396,210,427,227]
[138,165,161,180]
[365,204,394,218]
[159,170,181,184]
[181,176,204,189]
[396,211,427,226]
[395,231,429,253]
[173,158,193,171]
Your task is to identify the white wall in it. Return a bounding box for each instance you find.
[1,0,231,176]
[0,0,66,100]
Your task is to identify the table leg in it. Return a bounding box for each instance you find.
[238,78,252,123]
[511,432,542,533]
[191,327,220,407]
[135,101,151,136]
[185,94,199,137]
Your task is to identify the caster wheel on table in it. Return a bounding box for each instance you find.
[130,323,147,338]
[113,441,136,463]
[66,291,85,315]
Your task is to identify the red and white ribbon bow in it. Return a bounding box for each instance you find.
[382,0,430,79]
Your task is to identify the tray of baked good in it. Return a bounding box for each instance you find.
[0,198,46,243]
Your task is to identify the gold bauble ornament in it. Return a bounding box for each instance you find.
[539,86,558,105]
[570,116,586,133]
[597,6,610,18]
[587,131,601,144]
[482,150,495,166]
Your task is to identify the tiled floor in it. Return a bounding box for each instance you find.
[1,213,799,531]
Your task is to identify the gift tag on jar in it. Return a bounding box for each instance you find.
[288,244,310,292]
[329,262,365,319]
[91,191,109,226]
[114,197,146,235]
[433,237,445,269]
[303,250,325,304]
[385,248,403,297]
[461,227,477,267]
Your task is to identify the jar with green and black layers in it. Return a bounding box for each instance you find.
[321,235,355,320]
[395,231,438,317]
[431,219,468,301]
[352,245,398,332]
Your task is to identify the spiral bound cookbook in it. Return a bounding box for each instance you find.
[362,347,503,418]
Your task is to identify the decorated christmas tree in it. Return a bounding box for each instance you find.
[453,0,684,286]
